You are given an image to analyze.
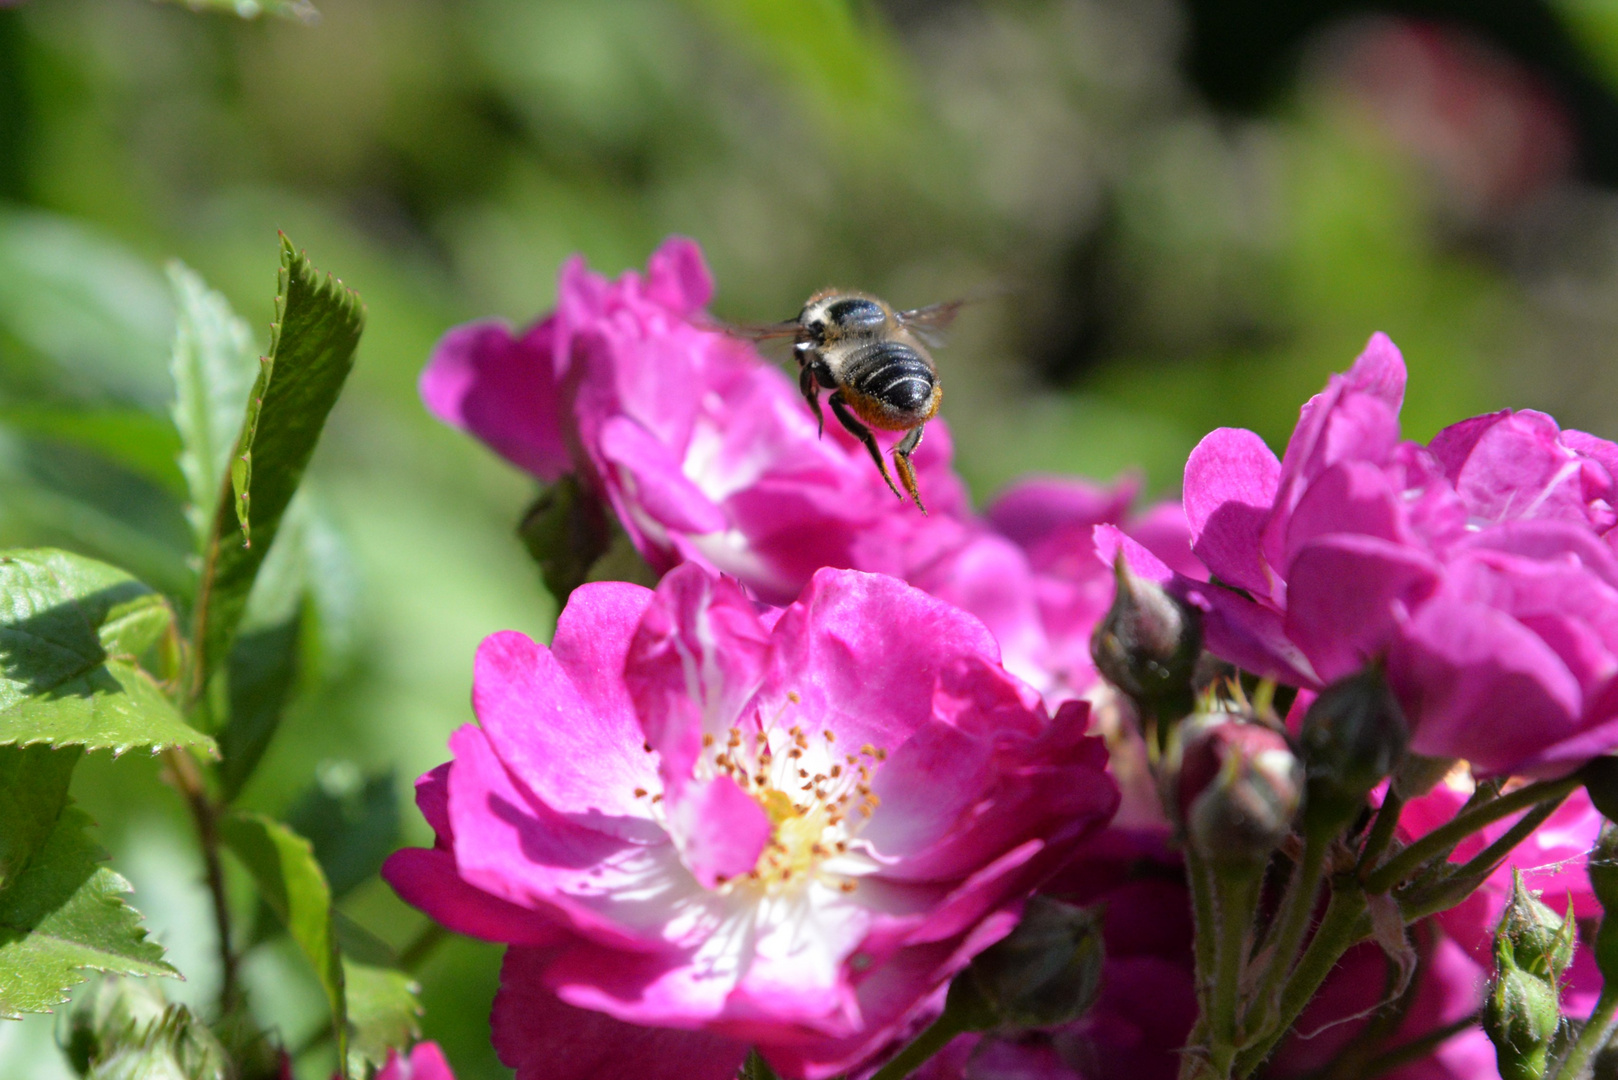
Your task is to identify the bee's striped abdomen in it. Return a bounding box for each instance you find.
[844,341,935,414]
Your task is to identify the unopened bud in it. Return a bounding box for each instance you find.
[1484,885,1570,1080]
[1484,962,1562,1080]
[1090,556,1202,717]
[1299,668,1407,835]
[1590,826,1618,983]
[962,897,1106,1031]
[63,981,228,1080]
[1584,756,1618,824]
[517,474,612,603]
[1497,871,1575,983]
[1176,716,1303,865]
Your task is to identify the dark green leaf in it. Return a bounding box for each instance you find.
[0,803,174,1018]
[190,236,362,699]
[0,550,210,756]
[219,812,346,1066]
[167,262,260,547]
[285,765,399,899]
[0,744,81,890]
[218,618,301,803]
[343,958,420,1075]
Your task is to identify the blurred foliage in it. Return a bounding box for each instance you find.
[3,0,1618,1076]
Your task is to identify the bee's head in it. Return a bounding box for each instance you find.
[799,294,887,347]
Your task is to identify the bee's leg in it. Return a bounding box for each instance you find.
[830,392,903,501]
[892,424,927,515]
[799,362,825,437]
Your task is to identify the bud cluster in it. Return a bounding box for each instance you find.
[1483,873,1575,1080]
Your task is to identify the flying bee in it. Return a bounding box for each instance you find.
[727,290,969,514]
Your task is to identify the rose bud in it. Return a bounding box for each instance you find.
[1299,667,1407,835]
[960,896,1107,1031]
[1177,716,1303,866]
[1484,878,1572,1080]
[1589,825,1618,984]
[1090,555,1202,719]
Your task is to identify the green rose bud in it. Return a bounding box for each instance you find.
[1090,556,1202,720]
[1298,667,1407,835]
[961,896,1106,1031]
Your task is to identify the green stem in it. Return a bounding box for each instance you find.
[1356,789,1404,874]
[1550,985,1618,1080]
[1234,886,1371,1079]
[1396,795,1572,924]
[1187,848,1219,1019]
[1206,866,1263,1078]
[1244,829,1329,1038]
[868,1010,971,1080]
[164,747,238,1017]
[398,921,449,972]
[1364,776,1581,895]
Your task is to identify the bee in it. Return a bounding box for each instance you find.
[728,291,968,514]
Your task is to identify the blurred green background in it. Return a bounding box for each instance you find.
[4,0,1618,1075]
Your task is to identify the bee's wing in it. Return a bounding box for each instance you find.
[894,299,968,349]
[700,315,801,342]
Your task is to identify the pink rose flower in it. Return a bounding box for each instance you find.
[375,1043,456,1080]
[421,238,969,605]
[1177,332,1618,775]
[383,563,1119,1079]
[420,237,1203,708]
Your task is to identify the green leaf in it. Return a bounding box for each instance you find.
[344,958,421,1074]
[0,550,211,756]
[0,803,174,1018]
[218,618,301,803]
[219,812,346,1067]
[167,262,260,547]
[0,744,81,890]
[190,236,363,699]
[285,765,399,899]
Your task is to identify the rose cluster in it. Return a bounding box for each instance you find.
[387,240,1618,1080]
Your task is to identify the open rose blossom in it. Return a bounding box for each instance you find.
[420,237,970,605]
[1176,332,1618,776]
[383,563,1119,1079]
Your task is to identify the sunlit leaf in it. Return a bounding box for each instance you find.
[190,236,363,700]
[167,262,260,547]
[219,812,346,1067]
[343,958,421,1074]
[0,803,174,1018]
[0,550,211,756]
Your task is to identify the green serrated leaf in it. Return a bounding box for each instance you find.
[167,262,260,547]
[285,766,399,899]
[189,236,363,701]
[343,958,420,1074]
[0,549,212,756]
[0,803,174,1018]
[0,744,81,890]
[219,812,346,1067]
